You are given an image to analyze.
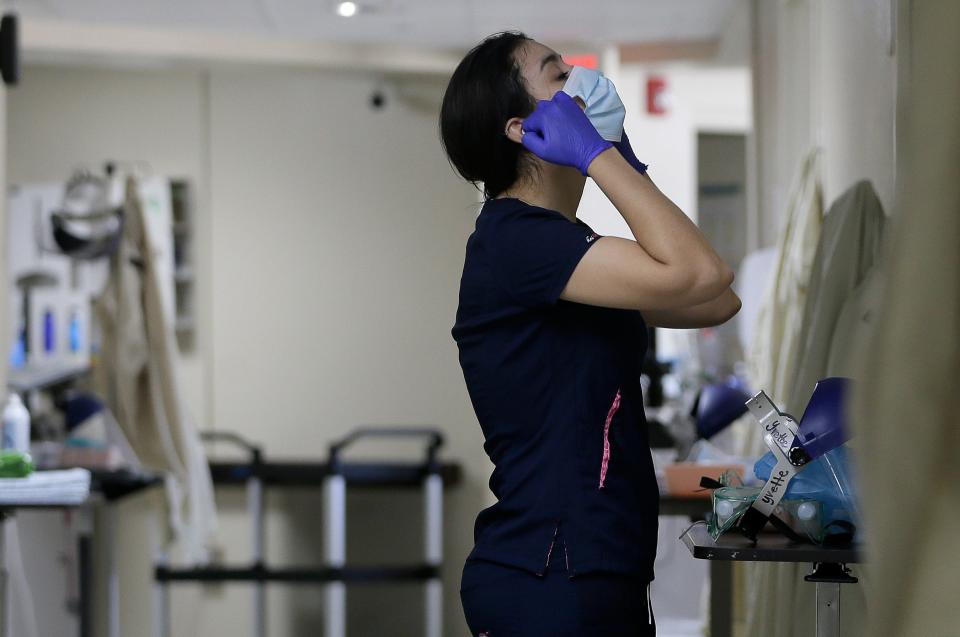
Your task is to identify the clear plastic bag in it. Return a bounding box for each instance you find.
[708,468,826,543]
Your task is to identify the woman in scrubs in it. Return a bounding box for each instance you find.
[441,32,741,636]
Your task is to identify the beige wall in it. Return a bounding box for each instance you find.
[8,63,487,636]
[202,67,485,637]
[814,0,897,211]
[753,0,898,247]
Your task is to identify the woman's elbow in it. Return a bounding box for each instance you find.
[705,289,742,326]
[720,291,742,323]
[687,261,736,306]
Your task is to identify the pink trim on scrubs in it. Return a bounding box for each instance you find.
[598,389,622,488]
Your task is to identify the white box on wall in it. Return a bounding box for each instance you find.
[7,175,175,368]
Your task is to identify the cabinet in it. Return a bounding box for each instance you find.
[169,179,195,351]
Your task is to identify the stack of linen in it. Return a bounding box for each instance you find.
[0,468,91,506]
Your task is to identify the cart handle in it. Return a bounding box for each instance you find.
[200,431,263,465]
[328,427,444,469]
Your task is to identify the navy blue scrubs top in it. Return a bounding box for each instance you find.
[451,196,659,582]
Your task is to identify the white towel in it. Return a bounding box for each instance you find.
[0,468,91,505]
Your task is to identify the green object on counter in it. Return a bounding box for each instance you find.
[0,451,35,478]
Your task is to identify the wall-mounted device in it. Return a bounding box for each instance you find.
[1,13,19,86]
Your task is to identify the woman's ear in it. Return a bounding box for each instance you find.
[504,117,524,144]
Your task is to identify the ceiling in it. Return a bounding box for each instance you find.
[2,0,740,51]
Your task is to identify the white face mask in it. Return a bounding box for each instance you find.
[560,65,626,143]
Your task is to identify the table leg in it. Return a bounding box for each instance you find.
[77,512,93,637]
[710,559,733,637]
[815,582,841,637]
[424,473,443,637]
[154,549,170,637]
[0,513,8,637]
[804,561,856,637]
[323,475,346,637]
[104,505,120,637]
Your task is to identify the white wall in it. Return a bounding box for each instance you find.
[814,0,897,211]
[579,57,751,241]
[7,63,486,637]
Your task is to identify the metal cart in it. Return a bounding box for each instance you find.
[680,521,860,637]
[155,427,449,637]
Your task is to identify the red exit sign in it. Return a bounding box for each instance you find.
[562,54,599,69]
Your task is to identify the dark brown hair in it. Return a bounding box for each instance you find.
[439,31,538,200]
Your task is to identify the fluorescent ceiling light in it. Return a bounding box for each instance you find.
[336,2,358,18]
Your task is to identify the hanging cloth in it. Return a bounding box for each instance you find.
[735,149,824,458]
[92,176,216,563]
[745,180,886,637]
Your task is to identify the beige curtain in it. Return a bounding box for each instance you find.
[853,2,960,635]
[730,149,823,637]
[736,150,823,459]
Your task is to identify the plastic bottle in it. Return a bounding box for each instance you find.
[2,393,31,453]
[69,308,82,354]
[9,328,26,369]
[43,307,56,354]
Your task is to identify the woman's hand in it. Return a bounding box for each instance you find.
[521,91,612,176]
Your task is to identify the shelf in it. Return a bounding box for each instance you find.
[8,361,90,393]
[170,180,195,352]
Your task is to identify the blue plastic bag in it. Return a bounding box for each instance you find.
[754,445,860,528]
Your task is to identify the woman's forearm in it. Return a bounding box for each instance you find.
[641,286,742,329]
[587,148,732,298]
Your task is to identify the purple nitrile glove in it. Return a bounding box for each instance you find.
[521,91,613,176]
[612,130,649,175]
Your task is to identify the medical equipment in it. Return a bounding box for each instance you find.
[560,65,626,142]
[694,378,751,440]
[49,172,124,261]
[736,377,855,543]
[709,481,826,544]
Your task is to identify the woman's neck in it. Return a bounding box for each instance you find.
[497,164,586,222]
